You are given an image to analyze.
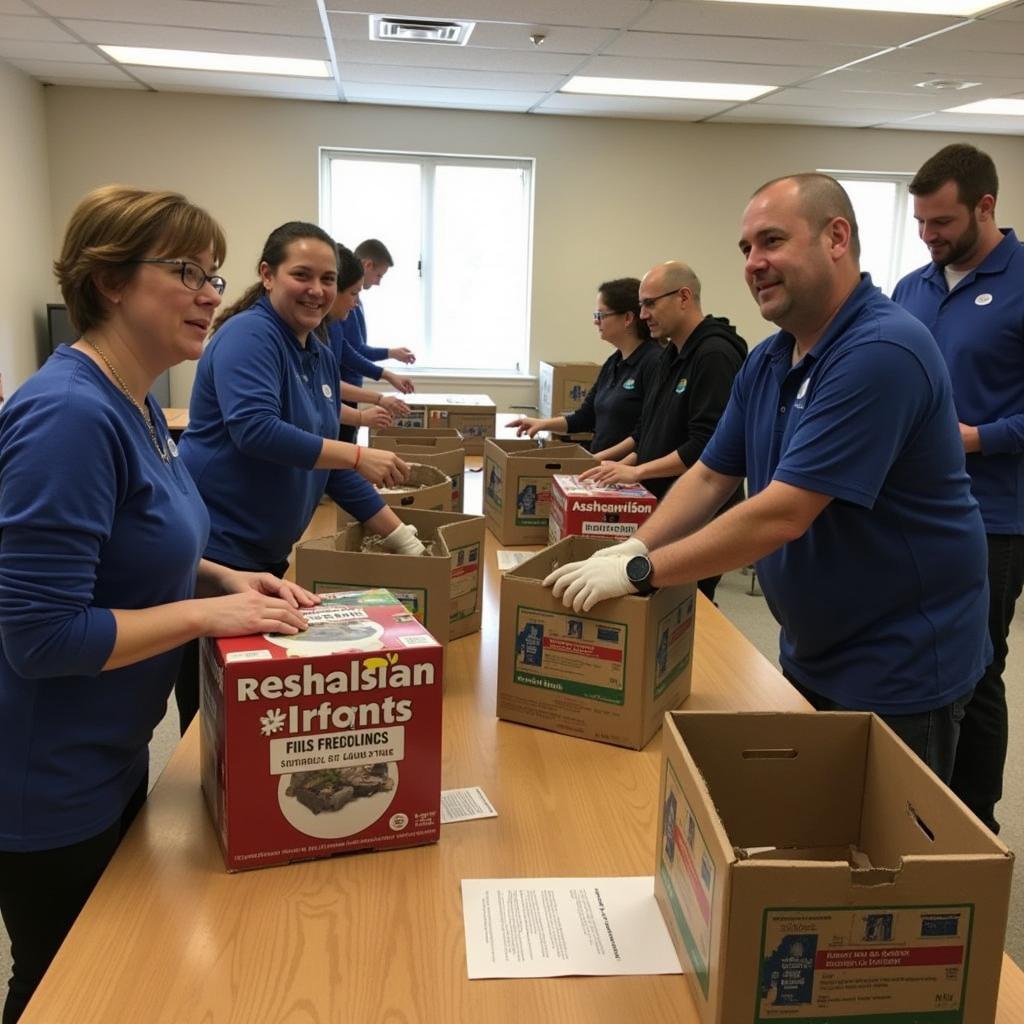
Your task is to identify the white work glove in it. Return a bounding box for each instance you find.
[543,555,636,612]
[381,522,426,556]
[590,536,648,560]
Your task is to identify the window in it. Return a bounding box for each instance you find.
[823,170,926,294]
[320,148,534,374]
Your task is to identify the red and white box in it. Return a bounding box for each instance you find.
[200,588,443,872]
[548,474,658,544]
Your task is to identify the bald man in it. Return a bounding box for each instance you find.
[582,261,746,601]
[547,174,990,782]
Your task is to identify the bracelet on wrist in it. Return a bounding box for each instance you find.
[353,446,362,469]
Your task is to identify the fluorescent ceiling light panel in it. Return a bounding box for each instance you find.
[944,98,1024,115]
[706,0,996,14]
[562,76,772,102]
[99,45,331,78]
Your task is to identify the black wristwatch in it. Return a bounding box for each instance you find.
[625,555,657,595]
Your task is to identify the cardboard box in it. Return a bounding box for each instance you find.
[297,508,485,644]
[538,361,600,417]
[483,438,596,545]
[655,711,1014,1024]
[548,474,658,544]
[369,428,466,512]
[200,589,443,872]
[338,464,452,529]
[384,393,495,453]
[497,535,697,748]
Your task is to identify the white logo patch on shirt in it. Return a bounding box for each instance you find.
[322,383,333,398]
[167,437,179,458]
[796,378,810,401]
[975,293,993,306]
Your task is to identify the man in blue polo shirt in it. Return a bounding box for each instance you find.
[545,173,990,782]
[892,143,1024,831]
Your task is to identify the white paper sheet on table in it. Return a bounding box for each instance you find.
[441,786,497,823]
[461,876,683,978]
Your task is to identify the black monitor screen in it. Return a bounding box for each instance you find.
[46,303,77,357]
[42,303,171,406]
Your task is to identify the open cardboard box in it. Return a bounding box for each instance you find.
[656,710,1014,1024]
[497,535,696,748]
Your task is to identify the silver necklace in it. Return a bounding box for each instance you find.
[85,340,170,463]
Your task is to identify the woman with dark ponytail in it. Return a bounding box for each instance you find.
[508,277,658,454]
[175,222,425,732]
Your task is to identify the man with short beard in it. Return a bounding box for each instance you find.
[545,173,990,785]
[893,143,1024,834]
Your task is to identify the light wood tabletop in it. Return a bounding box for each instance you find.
[21,461,1024,1024]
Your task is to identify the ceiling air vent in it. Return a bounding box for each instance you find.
[370,15,475,45]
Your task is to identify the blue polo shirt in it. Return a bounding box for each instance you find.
[892,228,1024,534]
[180,297,384,571]
[324,317,382,388]
[701,275,989,713]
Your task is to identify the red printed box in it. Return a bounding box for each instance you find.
[549,474,658,545]
[200,588,443,872]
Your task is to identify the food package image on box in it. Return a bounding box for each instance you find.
[498,535,697,749]
[549,474,658,544]
[655,711,1014,1024]
[200,589,443,872]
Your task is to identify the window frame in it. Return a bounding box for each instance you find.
[318,146,536,376]
[820,168,921,294]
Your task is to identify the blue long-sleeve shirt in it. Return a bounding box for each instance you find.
[180,297,384,571]
[892,228,1024,534]
[325,317,382,393]
[0,347,209,850]
[338,304,389,388]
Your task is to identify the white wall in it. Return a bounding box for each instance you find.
[41,86,1024,407]
[0,61,53,394]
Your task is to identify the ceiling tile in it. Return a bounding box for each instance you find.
[6,56,137,81]
[331,32,583,73]
[35,0,323,36]
[866,43,1024,76]
[132,64,339,97]
[633,1,963,47]
[61,20,329,58]
[710,102,922,126]
[978,0,1024,21]
[536,91,734,119]
[342,80,544,109]
[0,0,36,13]
[894,17,1024,53]
[605,31,879,69]
[878,111,1024,134]
[0,39,105,60]
[339,63,564,92]
[323,0,649,29]
[754,86,955,111]
[798,65,1024,95]
[0,13,76,41]
[579,54,820,87]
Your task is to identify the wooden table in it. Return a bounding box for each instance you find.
[21,469,1024,1023]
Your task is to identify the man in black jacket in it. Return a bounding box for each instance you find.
[583,260,746,600]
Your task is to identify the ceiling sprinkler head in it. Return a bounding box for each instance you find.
[529,32,547,46]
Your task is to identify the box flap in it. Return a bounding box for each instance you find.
[859,715,1013,864]
[668,711,869,850]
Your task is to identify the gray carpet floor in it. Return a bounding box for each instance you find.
[2,568,1021,1009]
